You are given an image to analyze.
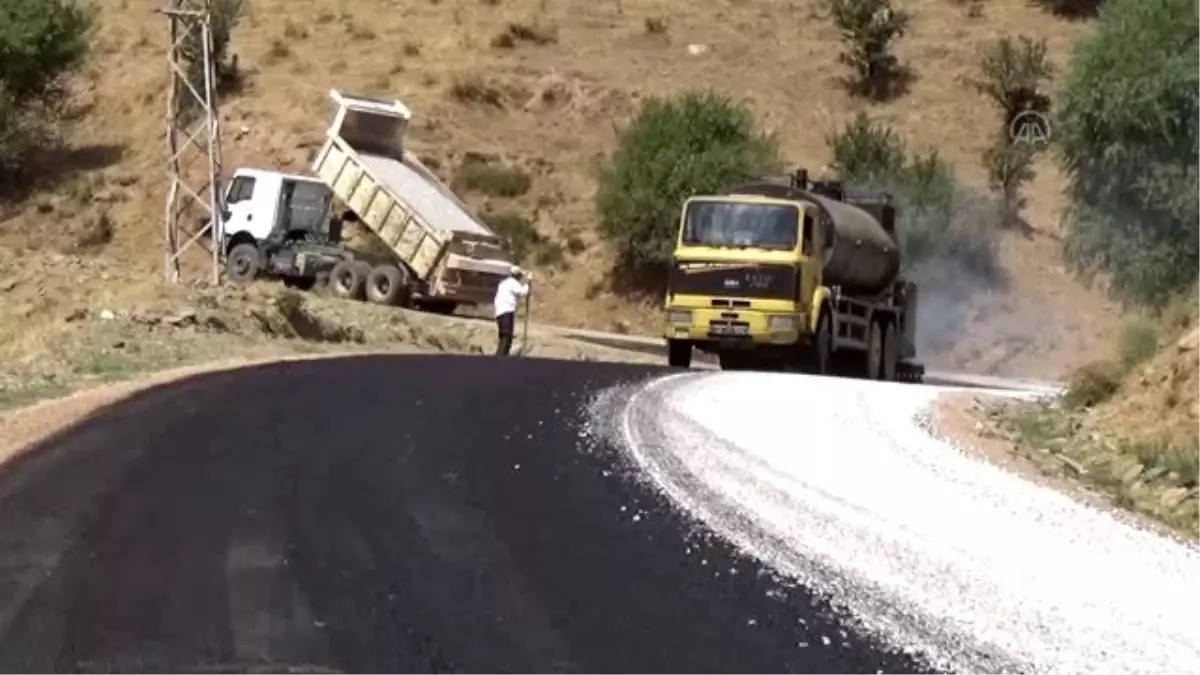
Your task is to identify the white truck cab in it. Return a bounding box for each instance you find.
[223,168,334,243]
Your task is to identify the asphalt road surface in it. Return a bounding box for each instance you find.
[0,355,929,674]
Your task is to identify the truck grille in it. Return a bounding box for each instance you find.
[707,319,751,339]
[670,261,796,301]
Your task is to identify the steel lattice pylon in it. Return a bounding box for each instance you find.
[160,0,224,284]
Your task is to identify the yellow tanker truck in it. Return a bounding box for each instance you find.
[662,168,924,382]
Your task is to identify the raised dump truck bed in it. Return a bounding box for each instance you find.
[311,90,513,308]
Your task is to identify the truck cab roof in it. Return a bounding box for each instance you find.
[231,167,328,186]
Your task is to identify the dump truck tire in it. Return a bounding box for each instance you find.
[329,260,367,300]
[881,321,898,381]
[365,265,411,306]
[225,243,261,284]
[667,339,693,368]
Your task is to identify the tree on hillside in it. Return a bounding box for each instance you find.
[1031,0,1105,19]
[1055,0,1199,307]
[180,0,245,113]
[969,35,1055,229]
[821,0,912,100]
[825,112,1000,279]
[594,91,781,278]
[0,0,96,177]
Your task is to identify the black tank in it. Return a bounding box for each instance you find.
[728,180,901,296]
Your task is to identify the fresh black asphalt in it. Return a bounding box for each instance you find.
[0,355,929,673]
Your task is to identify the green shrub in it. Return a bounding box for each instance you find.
[1031,0,1104,19]
[453,161,531,197]
[534,241,566,268]
[970,36,1054,132]
[594,90,780,273]
[1055,0,1199,308]
[821,0,911,99]
[981,140,1036,227]
[1117,316,1160,369]
[969,36,1054,228]
[180,0,244,106]
[1062,359,1124,409]
[825,112,1000,279]
[481,211,539,260]
[0,0,96,174]
[564,231,587,255]
[479,210,567,269]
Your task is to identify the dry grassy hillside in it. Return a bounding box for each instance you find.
[0,0,1124,377]
[961,303,1200,537]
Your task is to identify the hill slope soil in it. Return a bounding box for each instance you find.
[0,0,1122,378]
[933,317,1200,539]
[0,245,661,417]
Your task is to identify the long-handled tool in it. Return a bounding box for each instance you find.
[517,283,532,356]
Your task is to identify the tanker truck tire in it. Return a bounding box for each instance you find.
[667,339,693,368]
[880,321,899,381]
[719,353,754,371]
[865,319,883,380]
[812,311,832,376]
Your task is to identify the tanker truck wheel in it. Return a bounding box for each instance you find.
[880,321,899,381]
[667,339,693,368]
[811,312,832,376]
[718,352,752,371]
[865,319,883,380]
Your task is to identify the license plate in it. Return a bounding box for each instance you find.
[711,324,749,336]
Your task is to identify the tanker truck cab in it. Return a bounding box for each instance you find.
[664,193,826,365]
[663,167,925,382]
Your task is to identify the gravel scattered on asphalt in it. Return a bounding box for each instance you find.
[590,371,1200,674]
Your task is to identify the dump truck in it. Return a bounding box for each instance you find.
[662,168,924,382]
[219,90,515,314]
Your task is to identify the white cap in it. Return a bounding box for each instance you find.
[510,264,523,275]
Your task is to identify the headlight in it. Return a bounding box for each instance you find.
[667,310,692,324]
[768,315,796,331]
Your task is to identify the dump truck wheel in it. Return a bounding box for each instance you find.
[880,321,898,381]
[225,243,261,284]
[812,311,832,375]
[667,339,693,368]
[329,260,367,300]
[365,265,412,306]
[865,319,883,379]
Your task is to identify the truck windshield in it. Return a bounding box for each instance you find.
[681,201,799,250]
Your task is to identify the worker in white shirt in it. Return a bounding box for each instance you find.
[493,265,533,356]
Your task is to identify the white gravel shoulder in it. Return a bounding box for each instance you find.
[592,371,1200,674]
